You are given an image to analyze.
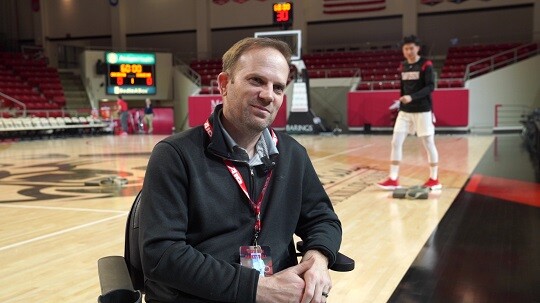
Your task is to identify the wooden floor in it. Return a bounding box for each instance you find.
[0,133,494,303]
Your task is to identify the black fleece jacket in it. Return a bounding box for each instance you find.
[139,104,342,302]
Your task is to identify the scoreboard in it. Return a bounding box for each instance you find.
[273,2,293,26]
[105,52,156,95]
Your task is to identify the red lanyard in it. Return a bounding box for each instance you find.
[224,160,272,245]
[204,119,278,245]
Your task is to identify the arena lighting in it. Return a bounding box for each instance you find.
[105,52,156,95]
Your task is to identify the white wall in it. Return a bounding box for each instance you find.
[305,0,406,22]
[209,0,273,28]
[15,0,33,41]
[305,0,536,53]
[3,0,537,57]
[125,0,196,33]
[46,0,111,38]
[467,54,540,129]
[307,17,403,51]
[29,0,537,38]
[419,5,533,55]
[173,67,199,131]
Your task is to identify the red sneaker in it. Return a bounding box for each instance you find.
[423,178,442,190]
[376,177,401,190]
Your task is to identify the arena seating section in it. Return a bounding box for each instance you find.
[303,49,402,90]
[190,59,222,94]
[190,42,538,94]
[437,42,538,88]
[0,52,66,114]
[0,51,107,140]
[190,50,402,94]
[187,41,538,133]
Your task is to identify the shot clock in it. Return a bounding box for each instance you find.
[273,2,293,26]
[105,52,156,95]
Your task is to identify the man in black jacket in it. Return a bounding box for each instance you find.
[139,37,342,303]
[377,35,442,191]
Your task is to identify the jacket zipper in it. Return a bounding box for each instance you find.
[249,166,255,199]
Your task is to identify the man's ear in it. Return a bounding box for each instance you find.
[217,72,229,96]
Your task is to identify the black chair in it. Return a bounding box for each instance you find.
[97,191,355,303]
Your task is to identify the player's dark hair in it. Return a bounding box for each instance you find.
[401,35,421,46]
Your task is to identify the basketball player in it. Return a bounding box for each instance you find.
[377,35,442,191]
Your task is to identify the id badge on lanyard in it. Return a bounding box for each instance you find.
[204,119,277,276]
[240,245,273,277]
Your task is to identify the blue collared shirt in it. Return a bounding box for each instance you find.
[218,111,279,167]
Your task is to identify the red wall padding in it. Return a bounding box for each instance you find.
[347,89,469,128]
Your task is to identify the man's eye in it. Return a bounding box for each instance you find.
[274,87,284,94]
[249,78,263,85]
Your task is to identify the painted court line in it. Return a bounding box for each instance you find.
[0,203,127,214]
[312,143,374,163]
[0,213,127,252]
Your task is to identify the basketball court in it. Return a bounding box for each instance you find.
[0,132,509,302]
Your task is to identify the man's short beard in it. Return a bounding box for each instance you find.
[243,114,272,133]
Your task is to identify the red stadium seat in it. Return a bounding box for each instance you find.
[382,82,394,90]
[372,82,384,90]
[356,83,370,90]
[437,80,451,88]
[450,80,464,88]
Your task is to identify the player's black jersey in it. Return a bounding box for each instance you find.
[399,57,435,113]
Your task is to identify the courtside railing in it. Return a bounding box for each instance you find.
[465,42,540,80]
[494,103,531,132]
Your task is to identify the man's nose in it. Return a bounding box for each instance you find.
[258,85,275,103]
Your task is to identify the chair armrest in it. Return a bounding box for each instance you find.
[331,251,355,272]
[97,256,142,303]
[296,241,355,272]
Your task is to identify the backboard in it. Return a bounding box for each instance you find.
[254,30,302,61]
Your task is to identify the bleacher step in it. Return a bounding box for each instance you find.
[57,71,90,109]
